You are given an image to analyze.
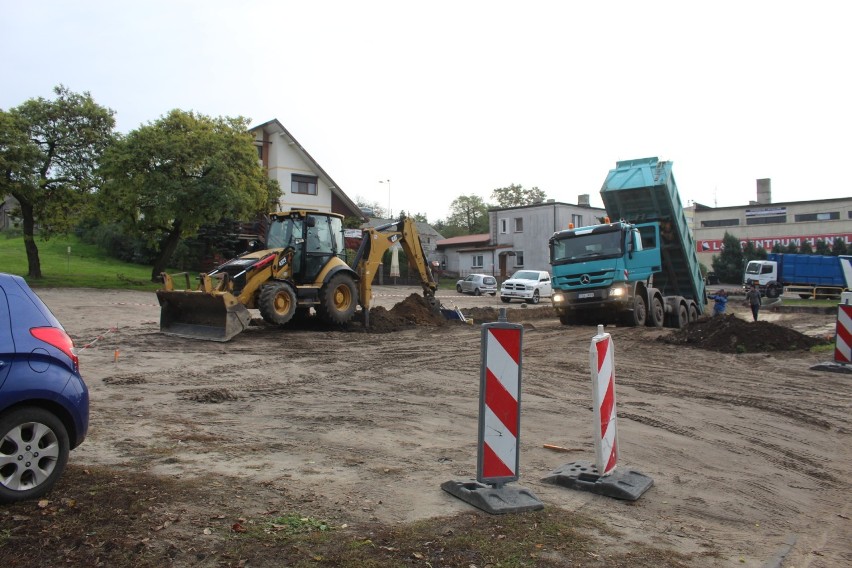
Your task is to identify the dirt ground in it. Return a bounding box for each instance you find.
[13,287,852,566]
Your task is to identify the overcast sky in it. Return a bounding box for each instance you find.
[3,1,850,222]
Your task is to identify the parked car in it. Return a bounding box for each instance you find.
[456,274,498,296]
[0,273,89,504]
[500,270,553,304]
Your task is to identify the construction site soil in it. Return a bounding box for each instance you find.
[1,287,849,568]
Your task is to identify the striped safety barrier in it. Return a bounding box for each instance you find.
[590,324,618,476]
[836,304,852,364]
[477,322,523,483]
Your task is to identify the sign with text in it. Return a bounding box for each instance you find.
[698,233,852,253]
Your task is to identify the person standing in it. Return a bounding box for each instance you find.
[745,286,762,321]
[709,289,728,316]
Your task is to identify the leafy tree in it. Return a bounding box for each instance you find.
[710,232,745,283]
[831,237,848,256]
[814,239,831,256]
[799,240,813,255]
[1,85,116,277]
[354,196,386,219]
[742,241,767,263]
[491,184,547,208]
[771,242,783,253]
[783,242,798,253]
[441,194,489,236]
[98,110,279,280]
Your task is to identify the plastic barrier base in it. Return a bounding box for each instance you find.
[809,362,852,374]
[542,460,653,501]
[441,479,544,515]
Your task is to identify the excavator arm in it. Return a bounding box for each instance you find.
[352,216,440,319]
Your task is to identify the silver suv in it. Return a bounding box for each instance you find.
[456,274,498,296]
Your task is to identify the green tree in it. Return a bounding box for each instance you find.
[783,242,798,253]
[814,239,832,256]
[831,237,848,256]
[98,110,279,280]
[1,85,116,277]
[711,232,745,283]
[441,194,489,236]
[799,240,814,255]
[491,184,547,208]
[354,196,386,219]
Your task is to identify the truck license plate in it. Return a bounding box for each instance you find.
[578,292,594,299]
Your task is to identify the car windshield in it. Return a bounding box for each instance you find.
[511,271,543,280]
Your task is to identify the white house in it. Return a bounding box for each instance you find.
[250,119,363,219]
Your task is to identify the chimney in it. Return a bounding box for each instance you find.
[756,179,771,205]
[578,194,590,207]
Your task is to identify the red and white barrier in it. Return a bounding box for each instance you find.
[590,325,618,476]
[835,304,852,364]
[477,323,523,484]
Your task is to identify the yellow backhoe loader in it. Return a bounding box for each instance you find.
[156,210,443,341]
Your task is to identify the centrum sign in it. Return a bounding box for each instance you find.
[698,233,852,252]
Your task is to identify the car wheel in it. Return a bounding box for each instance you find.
[456,284,463,293]
[527,290,540,305]
[489,292,496,296]
[474,288,482,296]
[501,297,511,303]
[0,407,70,504]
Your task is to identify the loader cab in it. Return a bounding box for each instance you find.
[266,211,345,284]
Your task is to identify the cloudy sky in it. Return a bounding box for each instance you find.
[3,1,849,222]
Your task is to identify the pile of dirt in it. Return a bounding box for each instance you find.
[660,314,825,353]
[368,294,449,333]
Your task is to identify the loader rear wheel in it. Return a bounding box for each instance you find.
[259,282,297,325]
[318,273,358,325]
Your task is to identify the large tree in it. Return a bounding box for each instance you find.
[98,110,279,280]
[1,86,116,277]
[438,194,489,237]
[491,183,547,208]
[710,232,745,283]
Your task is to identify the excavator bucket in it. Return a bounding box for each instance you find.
[157,290,252,342]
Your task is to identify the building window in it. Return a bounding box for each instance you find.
[746,215,786,225]
[514,218,523,232]
[700,219,740,228]
[500,219,507,234]
[515,251,524,267]
[256,145,263,160]
[472,254,484,268]
[291,174,318,195]
[795,212,839,222]
[572,214,583,227]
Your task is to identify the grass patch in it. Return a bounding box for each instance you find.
[0,234,182,290]
[810,342,836,354]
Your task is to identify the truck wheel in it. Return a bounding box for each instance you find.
[647,295,664,327]
[317,273,358,325]
[559,313,573,325]
[527,290,540,305]
[259,282,297,325]
[688,302,699,323]
[766,284,781,299]
[629,295,647,326]
[670,303,688,329]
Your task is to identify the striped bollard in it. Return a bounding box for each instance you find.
[442,309,543,514]
[834,303,852,364]
[811,293,852,374]
[543,325,653,501]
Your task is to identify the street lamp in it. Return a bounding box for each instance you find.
[379,179,390,219]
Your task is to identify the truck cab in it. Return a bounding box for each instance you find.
[550,220,666,325]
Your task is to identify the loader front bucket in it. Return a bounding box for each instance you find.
[157,290,252,342]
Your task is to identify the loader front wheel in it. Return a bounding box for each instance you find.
[318,273,358,325]
[259,282,297,325]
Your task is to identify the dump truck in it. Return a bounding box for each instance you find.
[157,210,441,341]
[744,253,852,299]
[549,157,706,328]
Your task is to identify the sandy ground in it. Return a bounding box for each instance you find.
[36,286,851,567]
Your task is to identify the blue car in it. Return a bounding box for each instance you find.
[0,273,89,504]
